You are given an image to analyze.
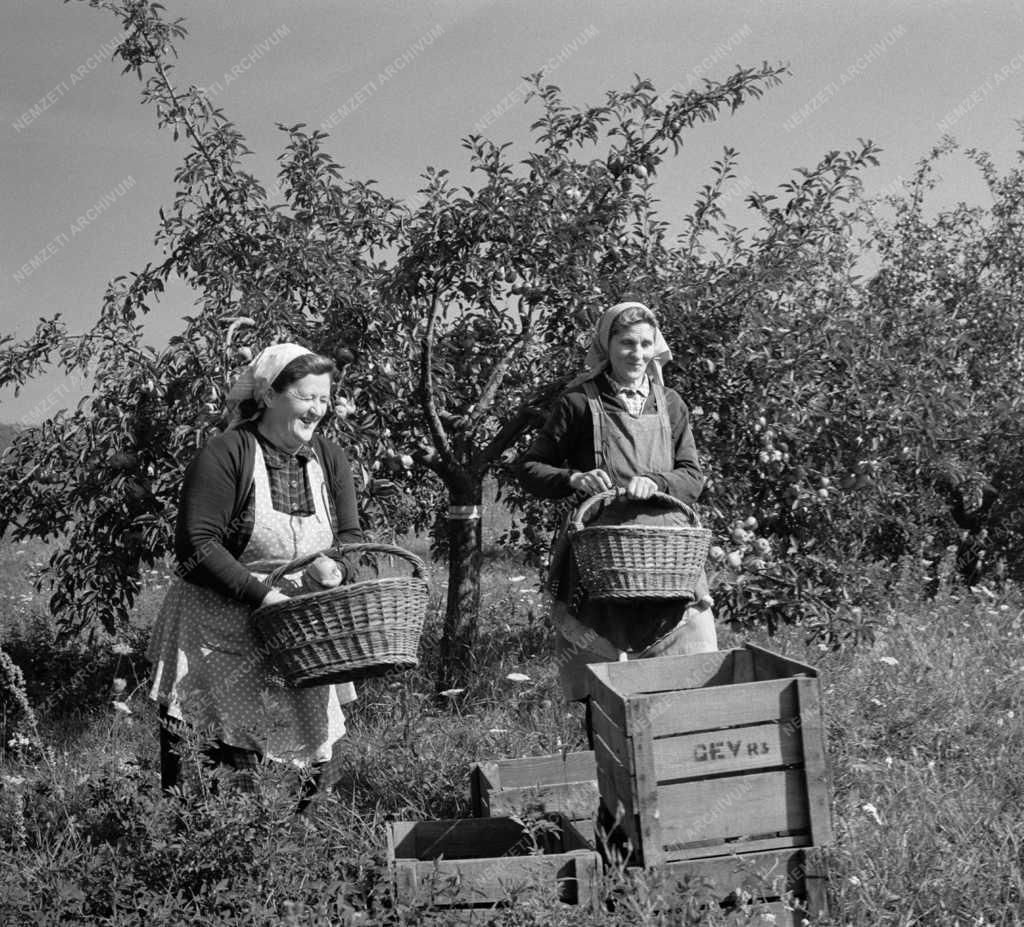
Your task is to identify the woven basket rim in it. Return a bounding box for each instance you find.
[574,524,712,535]
[253,574,429,618]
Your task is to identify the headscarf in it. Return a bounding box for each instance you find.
[567,302,672,388]
[224,342,313,429]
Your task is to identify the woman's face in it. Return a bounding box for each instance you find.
[607,322,657,387]
[261,372,332,450]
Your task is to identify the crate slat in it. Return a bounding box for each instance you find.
[730,648,756,682]
[657,768,811,859]
[644,678,802,739]
[629,847,829,923]
[653,719,803,781]
[590,649,735,696]
[748,643,818,681]
[477,751,596,789]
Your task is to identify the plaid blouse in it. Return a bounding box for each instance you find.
[609,375,651,417]
[255,431,328,519]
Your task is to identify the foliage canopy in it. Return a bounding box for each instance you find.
[2,1,1023,664]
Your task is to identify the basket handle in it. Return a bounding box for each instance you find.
[263,542,427,589]
[571,488,701,531]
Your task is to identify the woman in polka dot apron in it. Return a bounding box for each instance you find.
[520,303,717,706]
[148,344,362,803]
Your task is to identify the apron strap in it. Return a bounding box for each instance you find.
[582,379,606,472]
[652,382,673,454]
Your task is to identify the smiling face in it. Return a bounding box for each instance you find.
[259,372,332,451]
[607,322,657,388]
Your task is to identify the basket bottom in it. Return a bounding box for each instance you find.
[283,657,419,689]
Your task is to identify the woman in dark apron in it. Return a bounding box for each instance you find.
[520,302,716,701]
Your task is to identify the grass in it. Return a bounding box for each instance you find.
[2,529,1023,925]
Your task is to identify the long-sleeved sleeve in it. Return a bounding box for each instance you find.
[518,392,586,499]
[324,443,363,545]
[174,438,272,607]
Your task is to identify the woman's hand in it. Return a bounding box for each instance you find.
[259,589,290,608]
[569,468,614,496]
[624,476,658,500]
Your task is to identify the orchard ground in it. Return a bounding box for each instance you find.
[1,515,1023,924]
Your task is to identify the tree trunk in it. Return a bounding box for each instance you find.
[437,475,483,689]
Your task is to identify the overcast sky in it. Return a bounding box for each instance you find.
[3,0,1023,424]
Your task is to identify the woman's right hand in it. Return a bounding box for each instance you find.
[259,589,290,608]
[569,468,614,496]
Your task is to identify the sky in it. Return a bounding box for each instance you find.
[3,0,1024,425]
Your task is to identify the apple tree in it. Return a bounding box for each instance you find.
[0,0,789,682]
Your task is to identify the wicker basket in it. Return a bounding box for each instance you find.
[252,543,429,688]
[570,489,711,601]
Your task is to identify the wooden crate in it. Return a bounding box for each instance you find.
[471,751,599,847]
[587,644,832,865]
[628,847,829,924]
[387,816,602,912]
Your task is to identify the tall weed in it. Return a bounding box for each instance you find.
[1,537,1023,924]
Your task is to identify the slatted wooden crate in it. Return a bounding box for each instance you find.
[470,751,599,847]
[628,847,829,924]
[587,644,832,866]
[387,816,602,912]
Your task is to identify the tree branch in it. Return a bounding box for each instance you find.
[471,375,567,470]
[418,289,454,469]
[469,299,535,429]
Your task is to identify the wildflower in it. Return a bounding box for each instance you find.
[862,802,883,825]
[439,688,464,698]
[848,875,862,886]
[111,642,133,655]
[112,700,133,715]
[877,656,898,666]
[869,697,884,707]
[112,678,127,694]
[505,673,530,683]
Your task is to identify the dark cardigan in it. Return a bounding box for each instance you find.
[519,373,705,503]
[174,424,362,607]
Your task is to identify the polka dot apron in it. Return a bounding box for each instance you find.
[148,441,354,783]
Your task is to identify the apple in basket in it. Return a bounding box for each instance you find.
[301,555,344,592]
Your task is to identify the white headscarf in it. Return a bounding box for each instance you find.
[224,342,313,429]
[568,302,672,387]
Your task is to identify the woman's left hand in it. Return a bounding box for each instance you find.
[624,476,659,500]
